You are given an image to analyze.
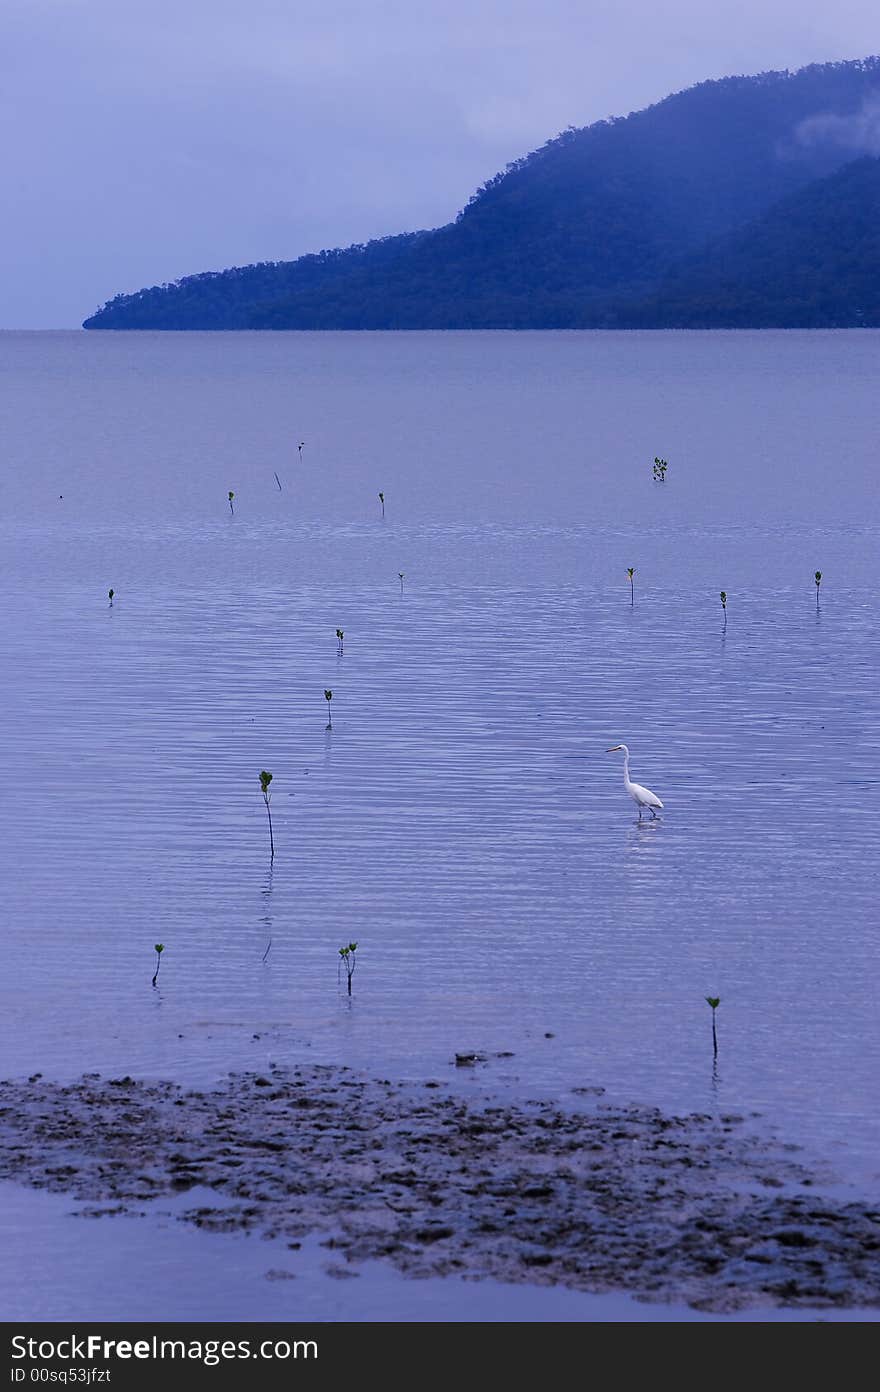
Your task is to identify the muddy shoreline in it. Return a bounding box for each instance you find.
[1,1066,877,1313]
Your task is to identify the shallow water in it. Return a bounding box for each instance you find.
[0,329,878,1200]
[4,1184,872,1323]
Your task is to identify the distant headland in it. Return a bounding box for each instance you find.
[84,57,880,330]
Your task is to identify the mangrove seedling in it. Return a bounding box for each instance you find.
[339,942,358,996]
[108,588,115,607]
[228,490,235,515]
[324,689,333,727]
[705,996,720,1057]
[815,570,822,607]
[336,628,344,655]
[152,943,165,987]
[398,571,405,595]
[298,441,304,461]
[259,770,274,859]
[627,568,634,606]
[274,470,282,491]
[652,456,668,482]
[720,591,727,628]
[378,491,385,519]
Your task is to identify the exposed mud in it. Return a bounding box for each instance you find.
[1,1066,877,1312]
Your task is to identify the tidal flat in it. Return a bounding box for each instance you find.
[1,1065,877,1315]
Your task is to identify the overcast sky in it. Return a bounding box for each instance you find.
[2,0,878,327]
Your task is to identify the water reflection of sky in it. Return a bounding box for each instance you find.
[0,330,878,1192]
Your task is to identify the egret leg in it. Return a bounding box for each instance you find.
[650,807,657,819]
[637,806,642,820]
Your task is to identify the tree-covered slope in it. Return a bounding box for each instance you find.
[83,57,880,330]
[83,233,426,329]
[613,157,880,327]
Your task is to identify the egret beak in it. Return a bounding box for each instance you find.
[606,746,622,753]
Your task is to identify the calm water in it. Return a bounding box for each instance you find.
[1,330,878,1192]
[1,1184,871,1323]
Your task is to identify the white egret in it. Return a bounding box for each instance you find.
[606,744,663,818]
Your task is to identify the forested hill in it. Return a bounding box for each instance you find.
[613,157,880,328]
[83,57,880,330]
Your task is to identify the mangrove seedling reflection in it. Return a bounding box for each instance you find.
[259,770,274,859]
[152,943,165,987]
[339,942,358,996]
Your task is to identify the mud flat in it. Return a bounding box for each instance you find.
[0,1066,877,1314]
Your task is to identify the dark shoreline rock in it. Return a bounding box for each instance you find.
[0,1065,877,1313]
